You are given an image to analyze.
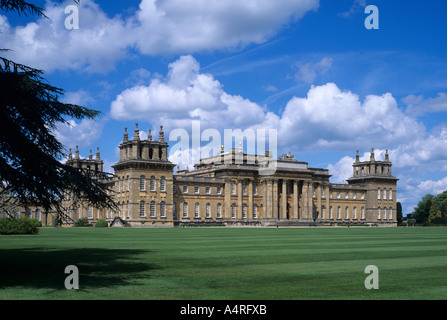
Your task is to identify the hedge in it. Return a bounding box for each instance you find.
[0,217,41,235]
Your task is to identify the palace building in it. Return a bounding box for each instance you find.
[58,123,398,227]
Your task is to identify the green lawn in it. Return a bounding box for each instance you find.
[1,226,446,300]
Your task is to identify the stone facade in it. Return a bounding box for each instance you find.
[63,124,399,227]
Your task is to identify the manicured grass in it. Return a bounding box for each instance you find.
[1,226,447,300]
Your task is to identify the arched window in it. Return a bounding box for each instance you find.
[253,204,258,219]
[217,203,222,218]
[337,206,341,219]
[160,201,166,217]
[353,206,357,219]
[88,204,93,219]
[231,203,236,218]
[329,206,333,219]
[150,176,156,191]
[140,175,145,191]
[389,188,393,200]
[160,176,166,192]
[389,207,393,220]
[377,188,381,200]
[345,206,349,220]
[183,202,188,218]
[377,207,381,220]
[139,201,145,217]
[206,203,211,218]
[35,209,41,221]
[194,202,200,218]
[242,204,247,219]
[150,201,156,217]
[361,207,365,219]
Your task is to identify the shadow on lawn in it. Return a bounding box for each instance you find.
[0,247,158,290]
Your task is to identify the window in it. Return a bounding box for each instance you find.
[194,186,199,194]
[150,176,156,191]
[173,203,177,219]
[337,192,341,199]
[345,206,349,219]
[160,176,166,192]
[183,202,188,218]
[389,188,393,200]
[253,204,257,219]
[377,207,381,219]
[231,203,236,218]
[321,206,325,219]
[389,207,393,220]
[361,192,365,200]
[353,192,356,199]
[217,186,222,194]
[361,207,365,219]
[206,203,211,218]
[383,207,387,220]
[150,201,156,217]
[205,186,210,194]
[253,182,257,195]
[140,175,145,191]
[26,209,32,218]
[383,189,386,200]
[160,201,166,217]
[217,203,222,218]
[231,182,236,195]
[173,185,176,193]
[242,204,247,219]
[337,206,341,219]
[35,209,41,221]
[194,202,200,218]
[353,207,357,219]
[329,206,333,219]
[377,188,381,200]
[345,192,349,199]
[140,201,145,217]
[242,182,247,195]
[88,204,93,219]
[312,185,316,198]
[183,185,188,193]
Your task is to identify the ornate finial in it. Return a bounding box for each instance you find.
[75,145,80,159]
[96,147,101,160]
[385,149,389,161]
[159,125,165,142]
[133,123,140,140]
[123,127,128,142]
[68,148,72,160]
[370,148,375,161]
[148,129,152,141]
[221,145,224,153]
[355,150,359,163]
[89,149,93,160]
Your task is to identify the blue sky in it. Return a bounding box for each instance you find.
[2,0,447,216]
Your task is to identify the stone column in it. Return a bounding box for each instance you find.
[237,178,243,219]
[224,178,231,219]
[316,182,322,220]
[272,179,279,219]
[265,178,273,219]
[248,179,254,219]
[292,180,299,220]
[301,180,308,220]
[325,184,330,220]
[281,180,287,220]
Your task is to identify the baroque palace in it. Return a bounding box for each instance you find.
[62,124,399,227]
[14,124,398,227]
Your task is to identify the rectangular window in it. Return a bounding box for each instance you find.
[217,186,222,194]
[194,186,199,194]
[183,185,188,193]
[206,186,210,194]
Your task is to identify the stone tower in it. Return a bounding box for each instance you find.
[112,124,176,225]
[347,149,398,223]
